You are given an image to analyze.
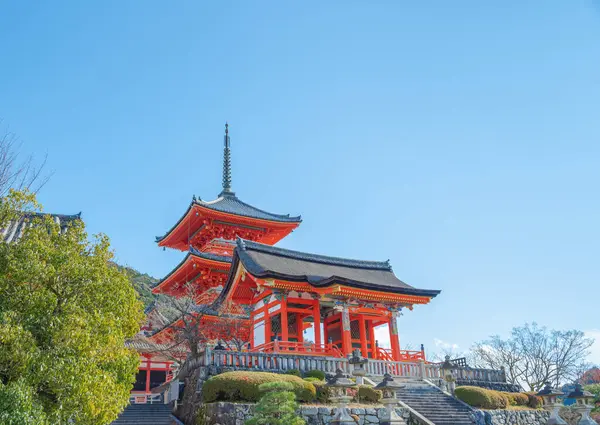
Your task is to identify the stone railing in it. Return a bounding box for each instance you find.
[197,347,507,385]
[364,359,423,378]
[202,347,352,374]
[454,367,505,383]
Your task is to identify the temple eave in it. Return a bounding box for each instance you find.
[156,203,301,251]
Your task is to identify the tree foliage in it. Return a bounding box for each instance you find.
[245,381,306,425]
[0,190,144,425]
[472,323,593,391]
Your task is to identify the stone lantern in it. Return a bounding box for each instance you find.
[349,349,368,385]
[537,382,567,425]
[566,384,596,425]
[374,373,407,425]
[326,369,355,425]
[440,355,457,394]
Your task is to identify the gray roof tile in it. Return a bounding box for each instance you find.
[1,212,81,243]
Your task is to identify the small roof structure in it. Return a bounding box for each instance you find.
[1,212,81,243]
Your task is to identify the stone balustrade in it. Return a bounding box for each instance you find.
[197,347,507,385]
[202,347,352,375]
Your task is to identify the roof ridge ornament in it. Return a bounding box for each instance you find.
[236,236,247,251]
[220,122,235,197]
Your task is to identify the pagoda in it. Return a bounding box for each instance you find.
[149,124,301,343]
[148,123,440,363]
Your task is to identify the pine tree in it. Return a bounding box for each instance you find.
[245,381,306,425]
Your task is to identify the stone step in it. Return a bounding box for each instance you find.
[396,384,475,425]
[110,404,173,425]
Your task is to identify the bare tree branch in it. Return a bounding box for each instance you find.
[146,284,250,378]
[471,323,593,391]
[0,120,52,196]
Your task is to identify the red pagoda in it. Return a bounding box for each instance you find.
[137,124,441,401]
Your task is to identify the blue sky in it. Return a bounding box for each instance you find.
[1,1,599,362]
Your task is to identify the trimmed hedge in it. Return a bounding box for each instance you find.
[357,385,382,404]
[303,377,323,383]
[312,380,332,403]
[305,370,326,381]
[524,392,543,409]
[202,371,316,403]
[285,369,301,377]
[454,386,508,409]
[502,392,529,406]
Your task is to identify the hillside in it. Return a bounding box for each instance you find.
[116,264,158,309]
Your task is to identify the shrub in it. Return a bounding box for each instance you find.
[285,369,301,377]
[304,370,326,381]
[203,371,316,403]
[245,382,306,425]
[303,377,323,383]
[502,392,529,406]
[312,380,332,404]
[356,385,382,404]
[524,392,543,409]
[455,386,508,409]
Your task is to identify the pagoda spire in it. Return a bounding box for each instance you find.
[220,122,234,196]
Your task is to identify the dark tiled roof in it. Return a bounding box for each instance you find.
[125,337,187,353]
[189,247,232,263]
[152,248,232,289]
[195,193,301,223]
[155,194,301,243]
[1,212,81,243]
[230,238,441,297]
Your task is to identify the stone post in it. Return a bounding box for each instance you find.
[374,373,407,425]
[566,384,596,425]
[349,349,368,385]
[326,369,356,425]
[537,383,567,425]
[419,359,426,380]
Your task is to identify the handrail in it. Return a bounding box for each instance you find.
[376,347,426,362]
[253,341,344,358]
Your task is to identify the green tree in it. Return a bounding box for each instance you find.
[245,381,306,425]
[0,190,144,425]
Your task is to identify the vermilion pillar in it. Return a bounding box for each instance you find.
[296,313,304,344]
[359,316,368,357]
[389,310,401,361]
[280,300,289,342]
[265,310,272,343]
[341,306,352,356]
[313,300,321,347]
[368,321,376,359]
[145,356,151,393]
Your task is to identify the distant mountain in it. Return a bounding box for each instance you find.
[116,264,158,309]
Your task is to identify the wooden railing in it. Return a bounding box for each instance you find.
[253,341,344,358]
[376,347,426,362]
[376,347,395,361]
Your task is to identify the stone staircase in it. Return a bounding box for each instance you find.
[110,404,173,425]
[396,383,475,425]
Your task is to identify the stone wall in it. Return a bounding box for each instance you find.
[475,407,600,425]
[472,408,595,425]
[472,409,549,425]
[198,402,421,425]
